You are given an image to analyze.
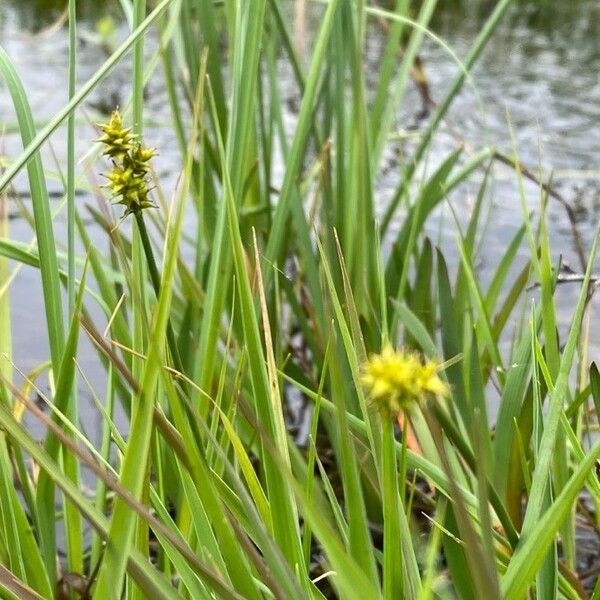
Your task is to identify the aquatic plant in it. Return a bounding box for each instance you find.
[0,0,599,599]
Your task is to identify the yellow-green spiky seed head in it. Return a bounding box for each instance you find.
[126,143,156,179]
[104,164,134,195]
[103,161,154,216]
[360,345,449,420]
[97,111,157,218]
[131,144,156,167]
[97,110,135,160]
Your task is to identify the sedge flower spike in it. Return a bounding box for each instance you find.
[97,110,134,160]
[97,110,156,217]
[360,345,449,420]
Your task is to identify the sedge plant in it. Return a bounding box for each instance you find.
[0,0,599,599]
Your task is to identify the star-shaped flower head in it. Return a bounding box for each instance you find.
[360,345,449,421]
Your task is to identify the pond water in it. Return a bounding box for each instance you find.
[1,0,600,438]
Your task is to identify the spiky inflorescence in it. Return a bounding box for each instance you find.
[97,110,156,217]
[97,110,134,160]
[360,345,449,420]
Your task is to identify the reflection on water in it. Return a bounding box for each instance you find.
[432,0,600,170]
[416,0,600,289]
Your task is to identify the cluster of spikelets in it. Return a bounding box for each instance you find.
[97,110,156,217]
[360,345,449,420]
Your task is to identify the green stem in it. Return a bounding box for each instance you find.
[134,211,185,377]
[382,420,404,599]
[62,0,84,589]
[130,3,148,599]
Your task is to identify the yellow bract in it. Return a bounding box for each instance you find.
[360,345,449,420]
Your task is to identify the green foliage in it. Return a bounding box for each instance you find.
[0,0,599,598]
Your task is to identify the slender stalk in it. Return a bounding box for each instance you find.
[63,0,84,585]
[382,421,403,599]
[129,3,149,599]
[134,211,185,376]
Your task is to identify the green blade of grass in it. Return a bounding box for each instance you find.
[520,228,599,539]
[370,0,438,167]
[263,0,340,278]
[35,261,87,584]
[64,0,84,579]
[207,79,309,591]
[93,119,194,600]
[0,47,65,373]
[493,313,538,498]
[193,0,267,403]
[502,439,600,598]
[382,421,404,599]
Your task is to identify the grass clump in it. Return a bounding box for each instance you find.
[0,0,599,599]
